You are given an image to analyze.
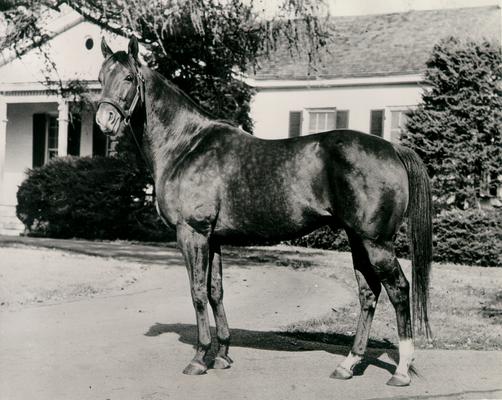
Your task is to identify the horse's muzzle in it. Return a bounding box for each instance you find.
[95,103,122,135]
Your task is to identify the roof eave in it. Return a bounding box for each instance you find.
[245,73,425,89]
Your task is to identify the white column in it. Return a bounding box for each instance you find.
[0,98,7,204]
[57,99,69,157]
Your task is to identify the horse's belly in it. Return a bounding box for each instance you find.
[213,199,331,244]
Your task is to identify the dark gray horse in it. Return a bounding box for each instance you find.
[96,37,432,386]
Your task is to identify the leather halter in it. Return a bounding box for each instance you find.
[98,59,145,127]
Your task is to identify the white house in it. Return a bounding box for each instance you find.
[248,5,501,140]
[0,5,500,234]
[0,7,129,234]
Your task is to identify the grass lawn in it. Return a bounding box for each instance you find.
[260,247,502,351]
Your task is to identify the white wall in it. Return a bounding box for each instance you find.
[250,83,423,140]
[0,20,130,86]
[3,103,54,205]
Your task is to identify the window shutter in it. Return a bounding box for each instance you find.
[288,111,302,137]
[336,110,349,129]
[32,113,46,168]
[370,110,384,137]
[68,114,81,156]
[92,120,107,157]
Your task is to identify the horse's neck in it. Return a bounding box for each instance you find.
[142,68,212,181]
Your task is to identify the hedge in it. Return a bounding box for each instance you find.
[290,209,501,267]
[16,156,174,241]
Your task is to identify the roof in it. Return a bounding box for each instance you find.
[252,6,501,81]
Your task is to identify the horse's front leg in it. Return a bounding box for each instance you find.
[177,223,211,375]
[208,242,232,369]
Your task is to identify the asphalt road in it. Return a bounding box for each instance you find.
[1,242,501,400]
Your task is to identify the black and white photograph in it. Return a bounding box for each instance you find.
[0,0,501,399]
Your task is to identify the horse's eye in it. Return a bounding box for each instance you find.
[125,74,133,81]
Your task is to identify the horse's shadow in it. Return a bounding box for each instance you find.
[145,323,417,377]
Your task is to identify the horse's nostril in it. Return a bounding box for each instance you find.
[108,111,115,122]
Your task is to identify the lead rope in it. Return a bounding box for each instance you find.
[123,70,155,181]
[125,121,155,180]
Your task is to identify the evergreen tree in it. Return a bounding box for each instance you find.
[402,37,502,210]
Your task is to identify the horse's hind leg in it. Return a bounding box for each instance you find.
[208,241,232,369]
[364,239,414,386]
[332,231,382,380]
[177,223,211,375]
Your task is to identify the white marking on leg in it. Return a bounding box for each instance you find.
[395,339,414,376]
[339,352,362,371]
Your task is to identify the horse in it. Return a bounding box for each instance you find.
[96,36,433,387]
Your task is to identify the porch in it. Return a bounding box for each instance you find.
[0,88,106,235]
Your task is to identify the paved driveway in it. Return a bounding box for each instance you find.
[0,240,501,399]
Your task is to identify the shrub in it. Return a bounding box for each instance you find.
[402,37,502,210]
[432,209,501,267]
[290,209,501,267]
[16,156,174,241]
[289,226,409,260]
[290,226,350,252]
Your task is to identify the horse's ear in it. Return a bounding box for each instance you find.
[101,37,113,58]
[128,36,139,62]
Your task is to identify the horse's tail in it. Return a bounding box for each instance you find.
[394,145,433,339]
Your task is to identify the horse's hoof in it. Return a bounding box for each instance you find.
[213,356,232,369]
[386,373,411,387]
[330,365,353,380]
[182,361,207,375]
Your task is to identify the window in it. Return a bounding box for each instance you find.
[32,112,82,167]
[32,113,58,167]
[390,110,409,142]
[85,36,94,50]
[46,115,59,161]
[308,109,336,134]
[370,110,384,137]
[290,108,350,137]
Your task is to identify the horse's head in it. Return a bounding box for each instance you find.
[96,37,143,136]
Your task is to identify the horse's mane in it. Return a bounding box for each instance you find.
[151,72,238,127]
[104,51,239,177]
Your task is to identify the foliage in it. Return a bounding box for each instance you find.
[432,208,501,267]
[1,0,329,131]
[0,2,49,50]
[401,37,502,210]
[290,209,501,267]
[289,226,351,252]
[16,156,174,241]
